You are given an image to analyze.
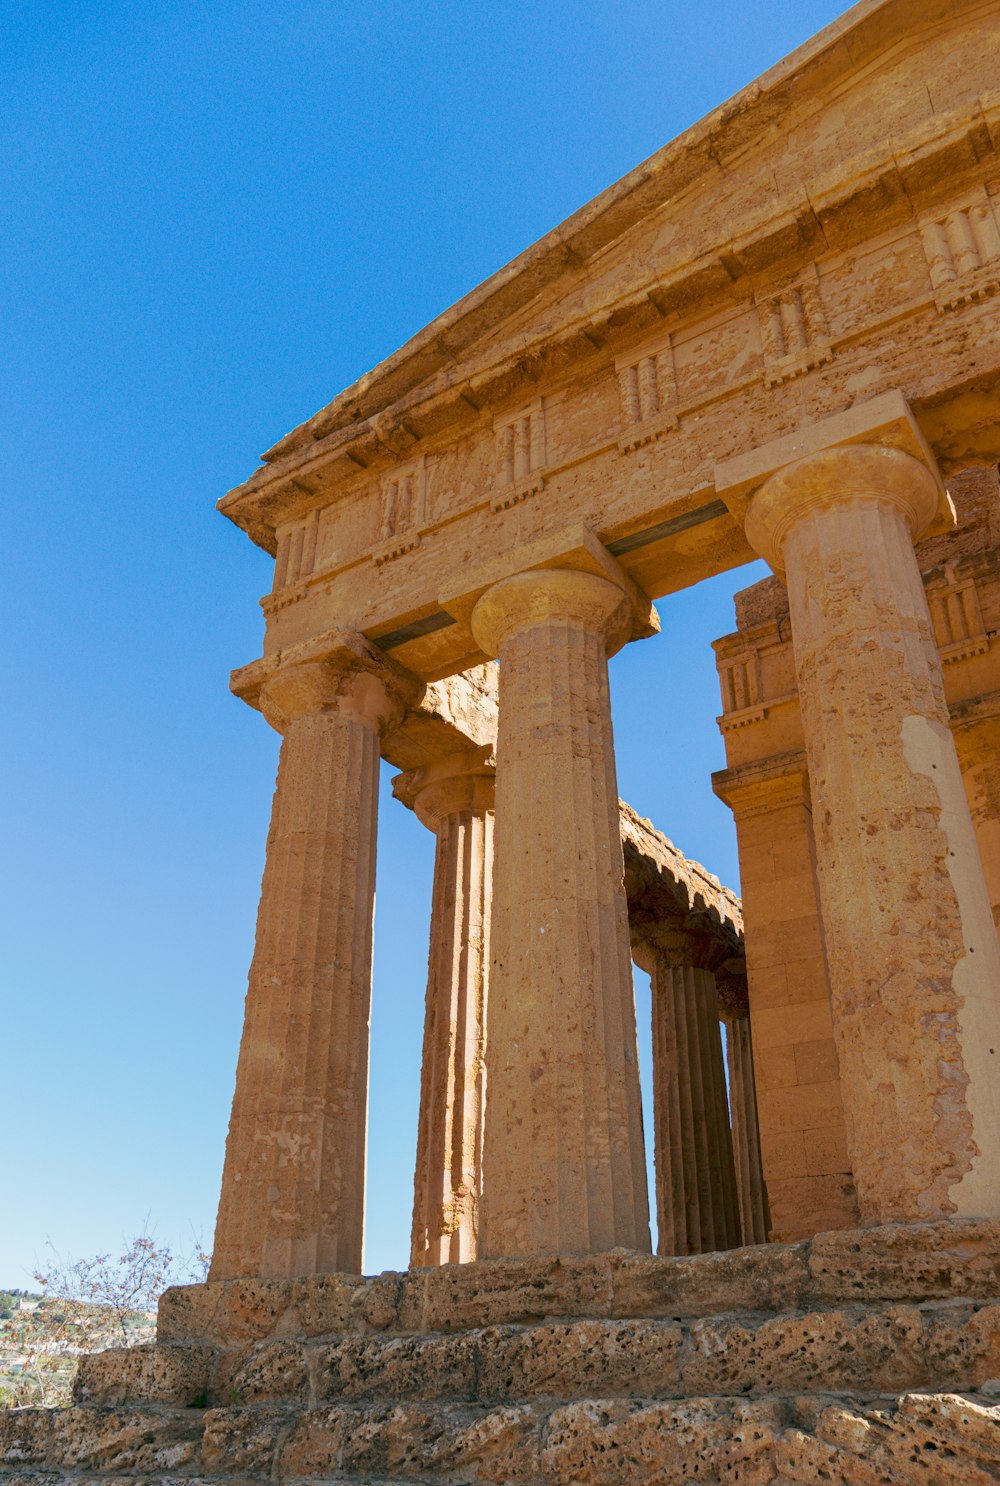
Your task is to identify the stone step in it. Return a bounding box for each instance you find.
[75,1297,1000,1410]
[3,1391,1000,1485]
[155,1217,1000,1346]
[0,1477,408,1486]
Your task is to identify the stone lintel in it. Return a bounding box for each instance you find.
[714,389,954,539]
[440,522,659,663]
[382,665,498,772]
[621,802,744,973]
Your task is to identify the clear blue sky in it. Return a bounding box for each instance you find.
[3,0,846,1283]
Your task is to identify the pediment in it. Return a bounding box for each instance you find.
[223,0,1000,555]
[218,0,1000,690]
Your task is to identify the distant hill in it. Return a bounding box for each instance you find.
[0,1293,155,1407]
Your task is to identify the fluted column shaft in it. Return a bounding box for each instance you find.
[471,569,650,1258]
[211,639,412,1280]
[394,755,495,1266]
[746,443,1000,1224]
[644,956,741,1255]
[725,1010,770,1245]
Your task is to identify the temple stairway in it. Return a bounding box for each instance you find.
[3,1218,1000,1485]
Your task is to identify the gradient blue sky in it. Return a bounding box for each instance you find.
[4,0,847,1282]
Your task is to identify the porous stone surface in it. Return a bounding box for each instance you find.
[4,1391,999,1483]
[156,1218,1000,1344]
[393,750,494,1268]
[715,461,1000,1244]
[741,441,1000,1226]
[5,1221,1000,1483]
[212,634,420,1283]
[470,568,650,1259]
[74,1301,1000,1409]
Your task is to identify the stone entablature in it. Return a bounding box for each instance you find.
[620,802,743,963]
[216,3,1000,689]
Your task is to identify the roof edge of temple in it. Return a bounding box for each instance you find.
[228,0,920,493]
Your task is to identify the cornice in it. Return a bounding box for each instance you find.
[218,0,1000,554]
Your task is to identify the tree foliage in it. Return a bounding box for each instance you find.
[0,1233,209,1409]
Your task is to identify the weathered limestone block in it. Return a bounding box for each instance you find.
[211,632,419,1282]
[417,1251,621,1334]
[276,1400,546,1483]
[211,1338,310,1407]
[0,1409,203,1476]
[774,1393,1000,1486]
[743,439,1000,1225]
[683,1301,1000,1397]
[541,1394,1000,1486]
[4,1391,999,1484]
[541,1396,787,1486]
[155,1217,1000,1349]
[199,1406,288,1476]
[393,749,494,1268]
[72,1341,213,1406]
[315,1331,481,1405]
[476,1319,685,1403]
[470,568,649,1259]
[806,1215,1000,1303]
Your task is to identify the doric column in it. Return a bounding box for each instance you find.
[211,632,417,1280]
[470,569,650,1258]
[392,748,495,1267]
[718,978,770,1246]
[952,707,1000,943]
[744,442,1000,1224]
[635,937,741,1255]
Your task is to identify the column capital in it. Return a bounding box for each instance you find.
[744,442,942,575]
[470,568,633,658]
[392,745,496,831]
[231,629,422,736]
[440,522,658,663]
[631,922,718,977]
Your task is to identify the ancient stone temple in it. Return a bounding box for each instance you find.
[6,0,1000,1480]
